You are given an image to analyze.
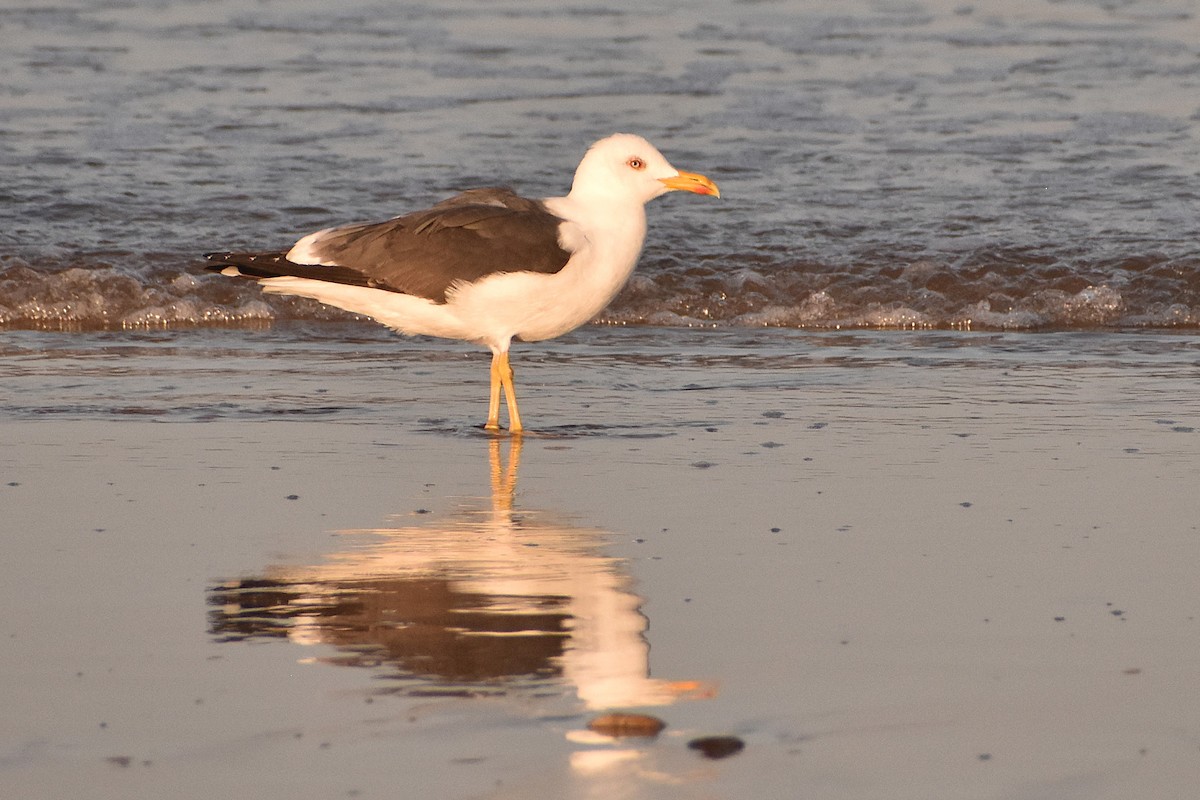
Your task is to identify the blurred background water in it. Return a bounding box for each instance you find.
[2,0,1199,331]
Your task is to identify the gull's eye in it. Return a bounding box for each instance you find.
[627,157,646,171]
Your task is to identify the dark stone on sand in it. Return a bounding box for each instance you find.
[688,735,745,759]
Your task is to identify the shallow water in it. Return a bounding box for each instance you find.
[3,0,1200,330]
[4,323,1198,426]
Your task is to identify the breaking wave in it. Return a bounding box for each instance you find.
[2,248,1197,332]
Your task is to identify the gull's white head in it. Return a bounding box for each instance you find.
[568,133,720,205]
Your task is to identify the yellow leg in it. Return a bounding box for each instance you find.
[485,351,502,431]
[498,350,523,434]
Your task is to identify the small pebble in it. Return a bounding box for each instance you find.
[688,736,745,759]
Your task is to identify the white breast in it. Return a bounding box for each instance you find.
[444,196,648,345]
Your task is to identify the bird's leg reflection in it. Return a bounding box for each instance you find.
[488,435,521,515]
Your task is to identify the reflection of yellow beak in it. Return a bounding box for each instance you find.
[659,170,721,198]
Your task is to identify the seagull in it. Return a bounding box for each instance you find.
[204,133,719,433]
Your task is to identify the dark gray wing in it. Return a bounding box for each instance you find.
[205,188,573,303]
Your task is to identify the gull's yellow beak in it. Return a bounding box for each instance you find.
[659,170,721,198]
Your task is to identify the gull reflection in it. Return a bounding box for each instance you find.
[208,438,705,711]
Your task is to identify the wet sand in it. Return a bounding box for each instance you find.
[3,326,1200,799]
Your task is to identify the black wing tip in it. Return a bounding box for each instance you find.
[203,252,396,292]
[204,251,280,262]
[202,251,289,273]
[203,252,233,270]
